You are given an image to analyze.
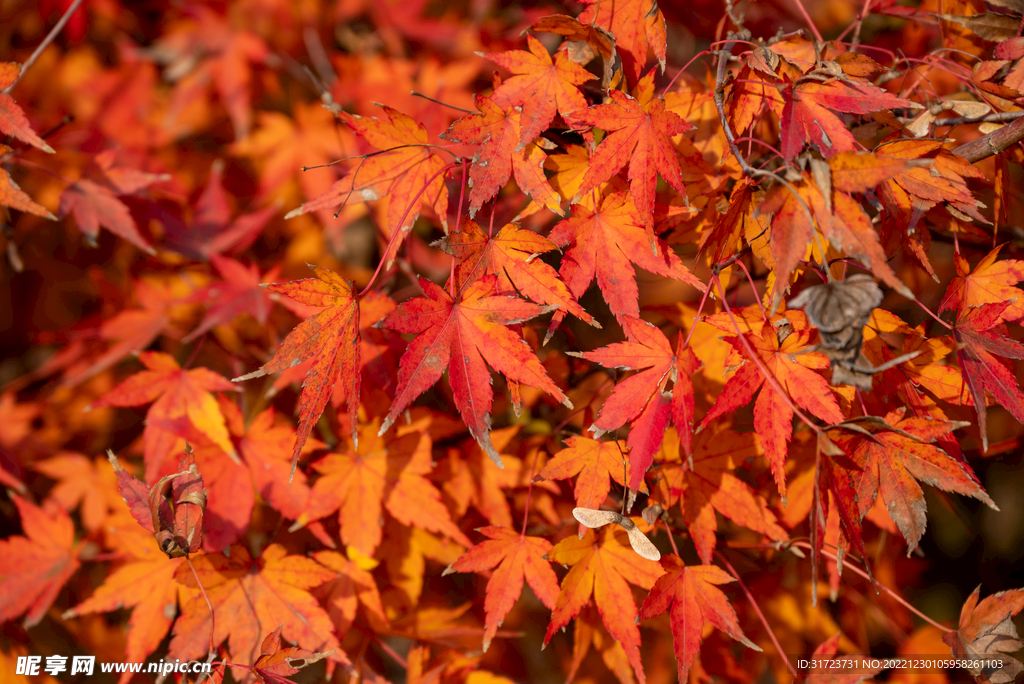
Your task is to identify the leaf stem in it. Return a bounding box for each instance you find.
[714,549,798,678]
[359,161,458,297]
[3,0,86,94]
[791,541,953,633]
[185,555,217,657]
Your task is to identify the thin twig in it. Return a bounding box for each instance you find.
[792,541,952,632]
[715,550,798,678]
[185,556,217,657]
[934,110,1024,127]
[3,0,86,94]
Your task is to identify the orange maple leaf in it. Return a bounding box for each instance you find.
[638,555,760,683]
[652,426,788,565]
[34,452,123,532]
[443,526,560,652]
[577,0,667,83]
[760,151,912,299]
[943,586,1024,684]
[700,310,845,495]
[233,265,359,472]
[64,515,184,681]
[0,495,81,627]
[435,219,594,327]
[441,95,562,217]
[483,35,595,149]
[832,407,996,553]
[534,435,632,511]
[544,526,664,684]
[302,418,471,557]
[380,275,571,466]
[547,192,704,329]
[170,544,348,671]
[285,104,450,264]
[313,550,388,639]
[92,351,238,479]
[565,89,693,236]
[941,246,1024,325]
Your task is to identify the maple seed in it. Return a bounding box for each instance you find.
[572,507,661,561]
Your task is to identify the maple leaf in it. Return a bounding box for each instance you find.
[565,89,693,237]
[651,426,788,565]
[434,219,594,327]
[183,255,280,343]
[774,77,920,161]
[285,104,450,264]
[760,152,912,299]
[441,96,562,217]
[64,515,184,681]
[700,310,845,496]
[162,162,276,261]
[35,452,123,532]
[547,192,705,329]
[170,544,348,671]
[62,277,180,388]
[574,317,699,491]
[483,34,595,149]
[832,407,996,553]
[92,351,238,478]
[0,495,81,627]
[302,418,471,556]
[0,62,55,153]
[247,626,333,684]
[0,145,55,218]
[153,6,269,139]
[534,435,631,511]
[442,526,560,652]
[950,301,1024,452]
[233,265,359,472]
[313,550,388,639]
[380,274,571,467]
[577,0,667,83]
[638,555,760,683]
[940,246,1024,325]
[943,586,1024,684]
[544,526,664,684]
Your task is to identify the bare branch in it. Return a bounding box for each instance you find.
[2,0,86,94]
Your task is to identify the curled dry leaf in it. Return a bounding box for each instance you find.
[572,507,661,561]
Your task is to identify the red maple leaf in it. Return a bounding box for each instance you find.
[574,317,698,491]
[943,586,1024,684]
[0,62,55,153]
[441,95,563,217]
[638,555,760,683]
[832,407,996,553]
[775,77,920,161]
[434,219,594,327]
[700,309,845,496]
[547,192,704,330]
[940,246,1024,325]
[443,526,560,652]
[184,255,280,343]
[483,34,594,148]
[565,88,693,236]
[380,274,571,466]
[576,0,667,83]
[951,301,1024,452]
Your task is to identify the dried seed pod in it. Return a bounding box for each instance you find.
[573,507,661,561]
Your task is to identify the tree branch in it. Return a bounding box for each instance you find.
[952,113,1024,163]
[2,0,86,95]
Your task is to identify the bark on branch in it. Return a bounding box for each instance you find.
[952,114,1024,163]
